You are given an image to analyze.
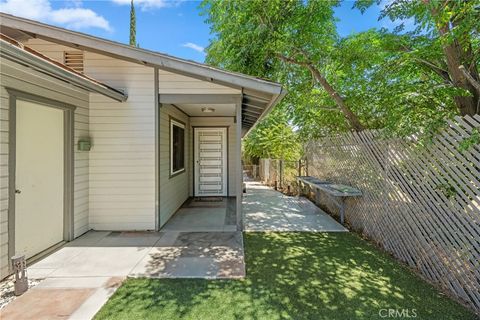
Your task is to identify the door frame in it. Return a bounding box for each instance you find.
[7,89,75,270]
[192,126,229,197]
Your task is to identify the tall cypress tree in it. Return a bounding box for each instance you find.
[129,0,136,47]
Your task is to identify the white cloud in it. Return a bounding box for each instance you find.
[0,0,112,31]
[111,0,179,11]
[182,42,205,54]
[50,8,111,31]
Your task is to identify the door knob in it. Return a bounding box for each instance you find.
[15,189,21,194]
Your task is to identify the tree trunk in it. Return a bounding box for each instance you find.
[440,33,479,115]
[428,1,479,115]
[306,64,365,131]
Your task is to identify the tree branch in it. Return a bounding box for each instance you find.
[276,53,308,66]
[396,43,451,82]
[459,65,480,95]
[413,58,451,83]
[276,53,365,131]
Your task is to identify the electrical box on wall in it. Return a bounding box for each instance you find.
[78,138,91,151]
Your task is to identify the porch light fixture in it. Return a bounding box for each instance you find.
[201,107,215,113]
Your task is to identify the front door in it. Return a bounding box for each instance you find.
[194,127,227,197]
[15,99,65,259]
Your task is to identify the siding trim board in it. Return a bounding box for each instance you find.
[154,68,159,230]
[170,104,190,118]
[6,88,75,272]
[158,104,190,228]
[235,94,243,231]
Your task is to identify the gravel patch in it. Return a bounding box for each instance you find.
[0,275,42,310]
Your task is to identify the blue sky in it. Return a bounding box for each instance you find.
[0,0,397,63]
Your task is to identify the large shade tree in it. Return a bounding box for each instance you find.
[201,0,478,158]
[356,0,480,116]
[202,0,366,131]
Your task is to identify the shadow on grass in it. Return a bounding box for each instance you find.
[94,232,476,320]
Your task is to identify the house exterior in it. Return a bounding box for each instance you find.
[0,13,285,279]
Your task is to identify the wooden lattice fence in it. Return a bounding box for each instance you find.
[304,115,480,313]
[259,158,279,186]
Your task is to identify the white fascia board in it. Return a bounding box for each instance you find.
[0,13,283,96]
[0,40,127,102]
[243,88,288,137]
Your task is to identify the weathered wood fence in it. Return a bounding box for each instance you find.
[259,159,303,190]
[302,115,480,313]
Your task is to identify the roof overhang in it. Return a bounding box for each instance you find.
[159,89,286,137]
[0,13,286,131]
[0,38,128,102]
[0,13,282,94]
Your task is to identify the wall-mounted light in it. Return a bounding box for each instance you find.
[78,138,92,151]
[201,107,215,113]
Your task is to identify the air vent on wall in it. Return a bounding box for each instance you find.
[64,51,84,73]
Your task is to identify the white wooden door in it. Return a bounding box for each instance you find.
[194,128,227,197]
[15,99,64,259]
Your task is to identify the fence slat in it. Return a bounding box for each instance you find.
[264,115,480,313]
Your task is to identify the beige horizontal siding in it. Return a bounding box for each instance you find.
[23,38,242,234]
[85,51,156,231]
[159,104,190,227]
[0,57,90,279]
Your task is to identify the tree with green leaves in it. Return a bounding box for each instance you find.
[243,107,301,161]
[202,0,477,161]
[129,0,136,47]
[202,0,365,131]
[356,0,480,116]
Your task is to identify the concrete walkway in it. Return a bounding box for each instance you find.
[243,181,347,232]
[1,230,244,320]
[162,197,237,232]
[1,182,344,319]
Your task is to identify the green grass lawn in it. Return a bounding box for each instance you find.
[95,232,476,320]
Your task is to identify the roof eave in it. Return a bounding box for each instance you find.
[0,40,128,102]
[243,87,288,137]
[0,13,283,96]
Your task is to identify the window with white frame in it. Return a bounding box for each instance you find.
[170,119,185,176]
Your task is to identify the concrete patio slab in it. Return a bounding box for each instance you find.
[35,277,112,289]
[161,197,237,232]
[28,247,88,271]
[34,232,157,278]
[162,207,227,232]
[27,268,57,279]
[130,231,245,279]
[49,246,153,278]
[64,231,110,247]
[243,181,347,232]
[2,228,245,319]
